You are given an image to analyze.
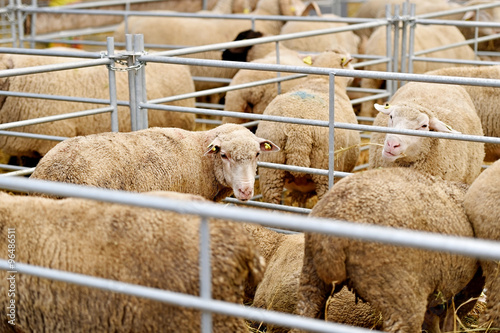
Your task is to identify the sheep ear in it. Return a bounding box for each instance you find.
[300,1,322,16]
[429,118,461,134]
[374,103,393,115]
[204,138,222,155]
[257,139,280,152]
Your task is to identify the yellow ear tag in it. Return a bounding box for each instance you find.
[302,56,312,65]
[290,6,296,14]
[211,146,218,152]
[264,143,272,150]
[243,7,250,14]
[384,103,390,109]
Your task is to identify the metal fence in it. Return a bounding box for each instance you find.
[0,1,500,331]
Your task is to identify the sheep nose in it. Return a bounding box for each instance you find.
[385,138,401,152]
[237,187,253,201]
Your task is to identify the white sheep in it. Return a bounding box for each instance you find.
[464,159,500,328]
[245,224,381,332]
[255,49,360,205]
[222,46,314,124]
[425,65,500,162]
[113,0,306,93]
[30,123,280,201]
[358,24,476,118]
[292,167,483,333]
[0,190,265,332]
[0,50,196,160]
[369,82,485,185]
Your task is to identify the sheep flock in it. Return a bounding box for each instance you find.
[1,0,500,332]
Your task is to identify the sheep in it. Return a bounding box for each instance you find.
[30,123,280,201]
[0,190,265,332]
[425,65,500,162]
[368,81,485,185]
[0,50,196,161]
[464,159,500,328]
[358,24,476,118]
[245,224,381,332]
[113,0,306,93]
[27,0,259,35]
[291,167,483,333]
[255,49,360,205]
[222,45,314,125]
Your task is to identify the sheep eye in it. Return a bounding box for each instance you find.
[389,115,392,119]
[220,153,228,159]
[421,124,428,128]
[256,152,260,158]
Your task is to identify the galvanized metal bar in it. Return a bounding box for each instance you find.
[126,34,137,131]
[412,32,500,57]
[0,46,107,59]
[29,0,36,49]
[385,5,393,97]
[407,4,416,75]
[0,259,377,333]
[134,34,148,129]
[15,0,23,48]
[275,41,281,95]
[0,130,66,141]
[106,37,119,132]
[222,197,311,214]
[328,72,335,189]
[0,89,128,106]
[0,177,499,261]
[9,0,18,47]
[0,164,29,171]
[0,58,111,78]
[200,216,212,333]
[0,167,35,177]
[0,107,113,130]
[399,2,408,76]
[391,5,400,96]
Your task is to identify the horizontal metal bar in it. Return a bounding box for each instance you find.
[0,167,35,177]
[0,177,499,261]
[0,130,67,141]
[223,197,311,214]
[0,260,374,333]
[0,58,111,78]
[0,90,129,106]
[0,107,113,130]
[0,46,104,59]
[0,164,29,171]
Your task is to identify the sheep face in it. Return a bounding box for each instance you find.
[374,103,459,163]
[206,134,279,201]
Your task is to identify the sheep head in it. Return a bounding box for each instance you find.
[374,103,460,163]
[205,126,279,201]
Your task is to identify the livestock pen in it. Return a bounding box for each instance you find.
[0,0,500,331]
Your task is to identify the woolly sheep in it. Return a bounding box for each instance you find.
[0,51,196,160]
[222,45,315,124]
[113,0,305,93]
[464,159,500,328]
[255,49,360,205]
[426,65,500,162]
[30,123,280,201]
[369,82,485,185]
[0,190,265,332]
[28,0,259,35]
[292,167,483,333]
[358,24,476,118]
[245,224,381,332]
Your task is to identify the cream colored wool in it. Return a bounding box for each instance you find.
[426,65,500,162]
[246,225,381,333]
[30,123,279,201]
[0,51,196,158]
[0,191,265,333]
[464,159,500,328]
[292,168,481,333]
[358,24,476,118]
[369,82,484,185]
[256,49,360,204]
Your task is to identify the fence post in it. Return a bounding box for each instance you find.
[15,0,24,48]
[328,72,336,189]
[133,34,148,130]
[125,34,138,131]
[199,217,212,333]
[106,37,119,132]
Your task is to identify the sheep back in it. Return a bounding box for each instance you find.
[369,82,485,185]
[0,191,264,332]
[298,167,479,332]
[0,52,195,158]
[426,65,500,162]
[464,159,500,327]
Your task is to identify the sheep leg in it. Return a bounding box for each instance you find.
[259,168,286,204]
[290,241,331,333]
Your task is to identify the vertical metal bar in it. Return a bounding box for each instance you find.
[134,34,147,129]
[400,2,408,77]
[473,8,480,59]
[126,34,137,131]
[407,4,416,75]
[328,72,335,189]
[251,17,255,31]
[391,5,400,97]
[15,0,24,48]
[29,0,36,49]
[199,216,212,333]
[385,5,392,98]
[202,0,207,11]
[107,37,119,132]
[275,41,281,95]
[9,0,17,47]
[124,1,130,35]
